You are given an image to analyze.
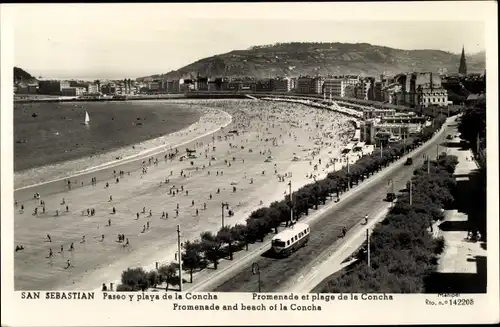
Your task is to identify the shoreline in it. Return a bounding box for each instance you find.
[14,105,233,190]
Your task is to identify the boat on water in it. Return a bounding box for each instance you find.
[84,111,90,125]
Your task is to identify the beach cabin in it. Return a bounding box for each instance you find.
[353,142,365,153]
[271,223,310,257]
[341,143,355,155]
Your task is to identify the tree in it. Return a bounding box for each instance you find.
[182,240,203,283]
[158,263,178,291]
[217,225,237,260]
[200,231,222,269]
[146,270,159,288]
[121,267,149,291]
[231,224,249,251]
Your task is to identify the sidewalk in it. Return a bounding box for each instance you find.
[437,142,486,275]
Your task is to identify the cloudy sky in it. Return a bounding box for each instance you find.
[6,2,491,80]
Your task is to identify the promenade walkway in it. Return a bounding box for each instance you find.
[428,134,487,293]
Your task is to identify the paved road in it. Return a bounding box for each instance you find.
[204,117,458,292]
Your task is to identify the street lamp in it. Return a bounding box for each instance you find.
[288,181,293,224]
[221,202,228,228]
[252,262,261,292]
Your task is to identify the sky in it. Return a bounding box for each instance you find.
[6,2,490,80]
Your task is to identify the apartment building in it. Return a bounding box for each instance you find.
[273,77,291,92]
[323,77,359,97]
[61,87,86,96]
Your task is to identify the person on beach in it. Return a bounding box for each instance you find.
[47,234,52,243]
[146,221,150,230]
[66,205,69,212]
[20,204,24,213]
[81,236,86,244]
[101,234,105,242]
[69,243,74,251]
[136,212,139,220]
[59,245,64,253]
[65,260,71,269]
[48,248,53,258]
[204,202,207,210]
[113,207,116,214]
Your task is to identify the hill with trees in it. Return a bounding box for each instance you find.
[141,42,486,80]
[14,67,38,84]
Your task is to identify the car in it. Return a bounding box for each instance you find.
[386,192,396,202]
[446,134,453,140]
[405,157,413,165]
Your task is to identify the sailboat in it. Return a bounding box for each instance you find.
[84,111,90,125]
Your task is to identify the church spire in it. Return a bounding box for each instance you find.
[459,45,467,75]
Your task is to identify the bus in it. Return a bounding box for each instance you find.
[271,223,310,257]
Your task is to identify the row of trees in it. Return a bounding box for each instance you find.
[320,153,459,293]
[116,113,450,291]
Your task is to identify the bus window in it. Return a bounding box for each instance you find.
[287,240,290,246]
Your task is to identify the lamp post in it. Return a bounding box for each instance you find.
[221,202,228,228]
[409,180,413,206]
[288,181,293,224]
[252,262,261,292]
[177,224,183,292]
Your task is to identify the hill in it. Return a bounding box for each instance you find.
[14,67,38,84]
[142,42,486,80]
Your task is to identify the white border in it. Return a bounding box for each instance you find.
[1,2,499,326]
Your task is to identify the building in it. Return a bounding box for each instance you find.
[87,84,99,94]
[101,83,116,95]
[419,87,448,108]
[458,46,467,75]
[38,80,70,95]
[355,78,373,100]
[272,77,291,93]
[61,87,86,96]
[16,83,38,94]
[374,81,383,101]
[381,83,402,104]
[323,77,359,97]
[148,81,160,92]
[397,72,448,108]
[289,77,298,91]
[256,79,273,92]
[313,76,324,94]
[167,80,180,93]
[296,76,315,94]
[360,118,423,145]
[196,76,209,91]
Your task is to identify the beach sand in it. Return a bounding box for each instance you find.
[13,99,355,290]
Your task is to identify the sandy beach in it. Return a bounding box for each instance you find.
[14,99,355,290]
